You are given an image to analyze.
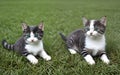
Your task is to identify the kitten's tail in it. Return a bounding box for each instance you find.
[2,40,14,50]
[59,33,67,41]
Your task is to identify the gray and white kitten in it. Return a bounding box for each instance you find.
[60,16,110,65]
[2,22,51,64]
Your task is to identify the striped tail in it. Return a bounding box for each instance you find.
[59,33,67,41]
[2,40,14,50]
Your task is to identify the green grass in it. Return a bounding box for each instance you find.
[0,0,120,75]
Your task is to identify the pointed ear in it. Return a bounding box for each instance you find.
[38,21,44,31]
[100,16,107,26]
[82,17,88,26]
[22,23,28,31]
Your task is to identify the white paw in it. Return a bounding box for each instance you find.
[87,59,95,65]
[84,55,95,65]
[44,55,51,61]
[69,49,77,54]
[103,59,110,64]
[101,54,110,64]
[30,58,38,64]
[27,54,38,64]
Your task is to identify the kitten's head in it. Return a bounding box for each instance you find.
[22,22,44,44]
[82,16,106,38]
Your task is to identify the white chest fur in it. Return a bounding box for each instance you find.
[85,35,106,56]
[25,40,44,55]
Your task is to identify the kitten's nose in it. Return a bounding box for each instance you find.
[90,33,93,35]
[31,40,34,42]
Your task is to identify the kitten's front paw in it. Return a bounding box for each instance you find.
[30,58,38,64]
[101,54,110,64]
[44,55,51,61]
[27,54,38,64]
[103,59,110,64]
[87,59,95,65]
[84,55,95,65]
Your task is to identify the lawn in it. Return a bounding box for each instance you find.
[0,0,120,75]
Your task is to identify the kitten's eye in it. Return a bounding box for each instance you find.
[26,33,30,38]
[85,27,90,31]
[94,27,101,31]
[94,28,98,31]
[34,33,39,37]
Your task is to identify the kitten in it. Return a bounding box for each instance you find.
[60,16,110,65]
[2,22,51,64]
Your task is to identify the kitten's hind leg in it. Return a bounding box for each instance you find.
[66,40,77,54]
[68,49,77,54]
[39,50,51,61]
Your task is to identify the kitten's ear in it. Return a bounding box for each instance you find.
[38,21,44,31]
[82,17,88,26]
[22,23,28,31]
[100,16,107,26]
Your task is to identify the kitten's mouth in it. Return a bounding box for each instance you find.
[87,34,103,39]
[26,40,38,44]
[86,33,94,36]
[30,40,38,43]
[87,34,97,38]
[90,33,94,36]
